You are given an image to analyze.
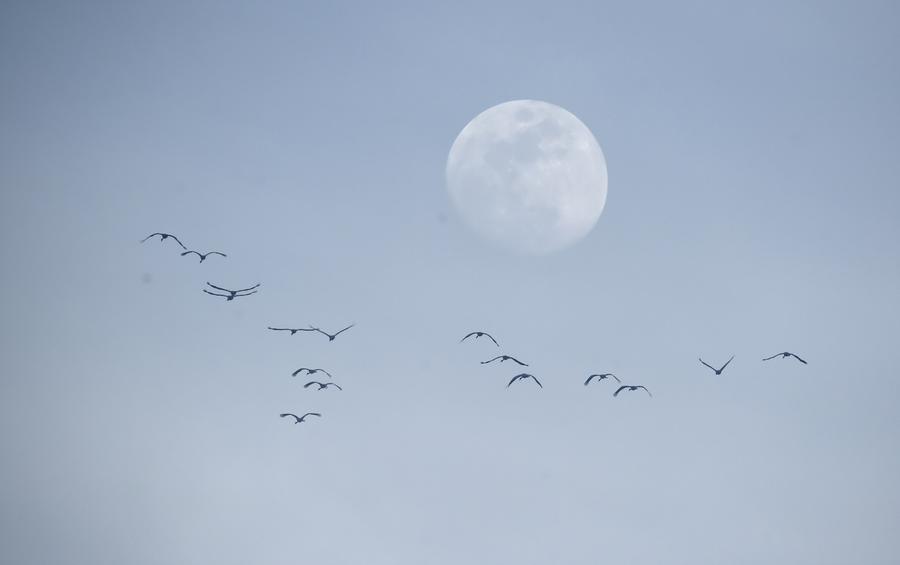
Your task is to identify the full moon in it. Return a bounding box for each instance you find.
[446,100,608,255]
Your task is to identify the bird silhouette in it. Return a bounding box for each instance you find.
[762,352,807,364]
[460,331,499,347]
[613,385,652,397]
[280,412,321,424]
[206,282,260,297]
[292,367,333,378]
[267,327,316,335]
[507,373,542,388]
[481,355,528,366]
[141,232,186,249]
[181,250,226,263]
[203,289,257,301]
[309,324,354,341]
[584,373,621,385]
[303,381,342,391]
[699,355,734,375]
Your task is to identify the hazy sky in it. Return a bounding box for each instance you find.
[2,1,899,564]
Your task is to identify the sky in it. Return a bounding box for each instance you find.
[1,1,899,563]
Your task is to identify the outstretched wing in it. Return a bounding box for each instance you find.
[720,355,735,371]
[699,358,717,371]
[303,381,320,388]
[636,386,653,397]
[181,250,202,259]
[279,413,300,423]
[234,283,261,293]
[509,357,528,366]
[206,282,232,293]
[268,327,291,332]
[320,370,333,379]
[206,252,227,258]
[613,386,627,397]
[481,356,503,365]
[762,353,781,361]
[507,375,521,387]
[327,383,343,390]
[232,290,257,297]
[584,374,597,386]
[529,375,543,388]
[484,333,499,347]
[168,235,187,249]
[460,332,479,342]
[790,353,808,364]
[140,232,163,243]
[202,289,230,298]
[302,413,322,419]
[292,368,308,377]
[333,324,354,337]
[609,374,621,383]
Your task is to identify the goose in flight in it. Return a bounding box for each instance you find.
[181,250,226,263]
[303,381,342,391]
[141,232,187,249]
[507,373,542,388]
[584,373,621,386]
[762,352,807,364]
[292,367,333,378]
[203,289,257,301]
[267,327,316,335]
[206,282,260,297]
[460,331,499,347]
[309,324,354,341]
[699,355,734,375]
[280,412,321,424]
[613,385,652,398]
[481,355,528,366]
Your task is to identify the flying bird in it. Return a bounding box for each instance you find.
[303,381,342,391]
[762,352,807,364]
[206,282,260,297]
[203,289,256,301]
[460,331,499,347]
[613,385,652,398]
[141,232,186,249]
[279,412,321,424]
[584,373,621,385]
[267,327,316,335]
[292,367,333,378]
[481,355,528,366]
[699,355,734,375]
[181,250,226,263]
[309,324,354,341]
[507,373,542,388]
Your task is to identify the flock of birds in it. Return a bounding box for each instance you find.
[143,231,809,426]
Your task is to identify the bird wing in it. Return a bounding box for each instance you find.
[481,356,502,364]
[235,290,257,296]
[202,289,230,298]
[320,370,333,378]
[207,252,227,258]
[303,381,320,388]
[292,368,308,377]
[485,333,500,347]
[181,250,201,258]
[460,332,476,342]
[762,353,780,361]
[506,375,521,387]
[613,386,627,397]
[279,413,300,422]
[328,383,343,390]
[584,375,596,386]
[637,386,653,397]
[140,233,163,243]
[206,282,233,293]
[720,355,735,371]
[333,324,355,337]
[530,375,543,388]
[699,358,717,371]
[510,357,527,366]
[168,235,187,249]
[610,374,621,383]
[268,327,290,331]
[790,353,808,364]
[234,283,261,293]
[303,413,322,418]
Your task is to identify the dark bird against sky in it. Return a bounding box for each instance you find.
[292,367,333,378]
[141,232,187,249]
[267,327,316,335]
[309,324,354,341]
[279,412,321,424]
[481,355,528,366]
[460,331,499,347]
[181,250,227,263]
[202,289,257,301]
[613,385,652,397]
[507,373,542,388]
[699,355,734,375]
[206,282,261,297]
[763,352,807,364]
[303,381,342,391]
[584,373,620,385]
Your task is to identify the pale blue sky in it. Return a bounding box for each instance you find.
[1,1,899,564]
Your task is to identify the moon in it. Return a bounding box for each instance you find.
[446,100,608,255]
